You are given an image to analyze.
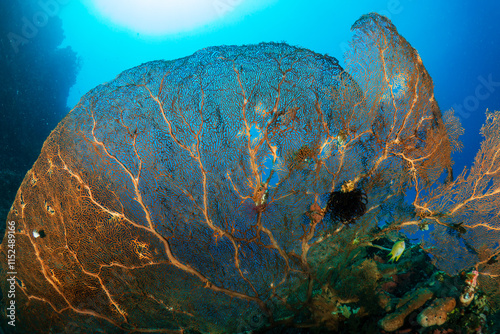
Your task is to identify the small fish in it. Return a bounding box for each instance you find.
[388,240,405,263]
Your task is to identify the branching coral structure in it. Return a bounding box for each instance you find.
[1,13,499,334]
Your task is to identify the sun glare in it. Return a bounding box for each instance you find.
[86,0,249,35]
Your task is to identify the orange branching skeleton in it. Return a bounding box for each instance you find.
[1,13,499,333]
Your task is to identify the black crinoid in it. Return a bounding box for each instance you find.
[324,181,368,225]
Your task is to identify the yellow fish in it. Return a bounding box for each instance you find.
[388,241,405,262]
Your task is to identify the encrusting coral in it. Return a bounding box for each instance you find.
[417,297,456,327]
[378,287,434,332]
[460,270,479,307]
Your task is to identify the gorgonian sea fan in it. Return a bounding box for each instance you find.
[0,13,467,333]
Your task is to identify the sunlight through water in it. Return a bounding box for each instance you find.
[85,0,262,35]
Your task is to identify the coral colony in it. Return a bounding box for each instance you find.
[1,13,499,333]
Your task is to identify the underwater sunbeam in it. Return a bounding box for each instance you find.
[86,0,245,35]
